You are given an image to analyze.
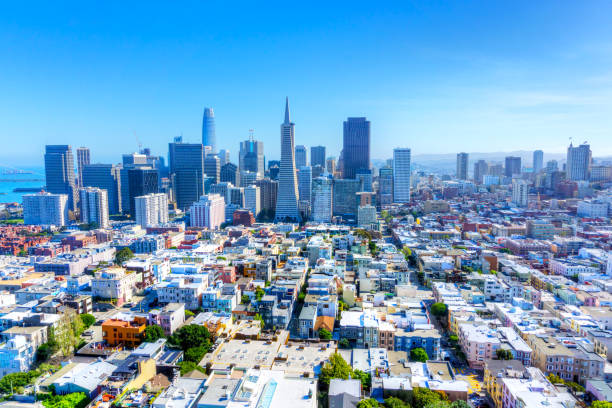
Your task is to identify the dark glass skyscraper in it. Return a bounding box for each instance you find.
[310,146,326,168]
[169,142,205,210]
[76,147,90,187]
[204,155,221,184]
[342,117,371,179]
[127,168,158,217]
[220,162,239,186]
[239,137,265,176]
[44,145,77,210]
[505,156,522,177]
[202,107,216,153]
[82,163,122,215]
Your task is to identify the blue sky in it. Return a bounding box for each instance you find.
[1,1,612,165]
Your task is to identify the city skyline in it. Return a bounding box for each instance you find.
[2,2,612,165]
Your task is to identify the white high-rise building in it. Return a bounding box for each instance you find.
[311,176,332,223]
[512,179,529,207]
[79,187,109,228]
[275,97,300,222]
[134,193,168,228]
[607,252,612,276]
[567,143,591,181]
[218,149,231,167]
[23,192,69,226]
[190,193,225,229]
[244,185,261,216]
[393,148,411,203]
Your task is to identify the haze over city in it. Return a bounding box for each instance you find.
[2,1,612,165]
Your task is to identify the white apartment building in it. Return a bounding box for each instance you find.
[0,335,34,377]
[79,187,109,228]
[190,193,225,229]
[134,193,168,228]
[91,267,140,305]
[23,192,69,226]
[156,275,209,311]
[511,179,528,207]
[549,259,599,277]
[577,200,609,218]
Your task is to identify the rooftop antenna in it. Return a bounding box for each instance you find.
[249,129,254,141]
[134,131,142,152]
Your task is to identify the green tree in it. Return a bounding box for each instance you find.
[368,240,378,256]
[144,325,166,343]
[410,387,446,408]
[357,399,379,408]
[410,347,429,363]
[254,313,265,327]
[178,361,206,376]
[171,324,212,351]
[114,247,134,265]
[241,294,251,304]
[353,369,372,391]
[448,335,458,343]
[319,328,332,340]
[339,338,350,349]
[184,346,208,363]
[56,309,84,356]
[80,313,96,329]
[592,402,612,408]
[423,402,450,408]
[430,303,447,318]
[185,310,195,318]
[255,287,265,301]
[36,343,54,362]
[384,397,410,408]
[450,401,470,408]
[41,392,90,408]
[495,349,513,360]
[319,353,353,386]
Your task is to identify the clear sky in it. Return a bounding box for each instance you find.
[1,1,612,166]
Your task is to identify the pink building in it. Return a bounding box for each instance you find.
[190,194,226,229]
[458,323,501,369]
[218,266,237,283]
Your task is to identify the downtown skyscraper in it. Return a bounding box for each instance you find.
[202,107,216,153]
[310,146,326,168]
[239,136,265,177]
[274,98,300,222]
[169,141,205,211]
[566,143,592,181]
[456,152,468,180]
[76,147,90,187]
[533,150,544,173]
[393,148,411,203]
[44,145,77,210]
[342,117,370,179]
